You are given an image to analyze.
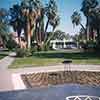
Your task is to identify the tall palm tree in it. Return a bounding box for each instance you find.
[44,0,58,41]
[52,30,67,40]
[0,8,9,47]
[71,11,85,30]
[20,0,42,48]
[81,0,98,40]
[49,16,60,31]
[45,16,60,45]
[89,7,100,43]
[9,4,23,46]
[35,7,45,47]
[79,28,86,41]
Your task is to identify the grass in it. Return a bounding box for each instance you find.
[0,51,9,59]
[10,50,100,68]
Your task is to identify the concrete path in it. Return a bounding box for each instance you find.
[10,64,100,91]
[0,52,100,91]
[0,52,15,70]
[10,64,100,75]
[0,52,16,91]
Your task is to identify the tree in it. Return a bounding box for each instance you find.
[9,4,23,46]
[34,7,45,47]
[71,11,85,30]
[45,16,60,45]
[89,7,100,45]
[44,0,58,41]
[9,0,60,50]
[51,30,68,40]
[21,0,43,48]
[0,8,9,47]
[9,0,42,48]
[79,28,86,41]
[49,16,60,31]
[81,0,98,40]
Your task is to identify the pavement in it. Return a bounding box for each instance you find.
[0,84,100,100]
[0,52,16,91]
[0,52,100,91]
[10,64,100,75]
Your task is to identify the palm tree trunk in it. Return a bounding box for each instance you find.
[27,19,31,48]
[44,19,49,42]
[80,23,85,31]
[17,29,21,48]
[41,20,44,41]
[97,28,100,44]
[45,19,49,32]
[39,22,42,44]
[86,17,89,41]
[45,27,55,45]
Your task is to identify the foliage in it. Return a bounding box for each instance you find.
[71,0,100,51]
[51,30,68,40]
[80,40,96,52]
[6,34,18,50]
[31,45,38,53]
[71,11,85,30]
[0,8,9,47]
[16,48,32,57]
[9,0,60,49]
[10,50,100,68]
[81,0,98,17]
[81,0,99,41]
[71,11,82,26]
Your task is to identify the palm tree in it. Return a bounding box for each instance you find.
[71,11,85,30]
[89,7,100,44]
[9,4,23,46]
[52,30,67,40]
[49,16,60,31]
[79,28,86,41]
[9,0,60,49]
[35,7,45,47]
[0,8,9,47]
[81,0,98,40]
[20,0,43,48]
[45,16,60,45]
[44,0,58,41]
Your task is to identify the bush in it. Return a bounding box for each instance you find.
[16,48,32,57]
[30,45,38,55]
[80,40,96,52]
[6,36,18,50]
[31,44,50,54]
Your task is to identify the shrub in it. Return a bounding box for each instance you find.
[6,35,18,50]
[30,45,38,55]
[80,40,96,52]
[16,48,32,57]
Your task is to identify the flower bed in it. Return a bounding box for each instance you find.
[21,71,100,88]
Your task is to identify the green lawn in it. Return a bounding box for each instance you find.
[10,50,100,68]
[0,51,9,59]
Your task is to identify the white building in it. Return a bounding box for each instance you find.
[50,39,77,50]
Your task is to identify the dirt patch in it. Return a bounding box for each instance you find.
[21,71,100,88]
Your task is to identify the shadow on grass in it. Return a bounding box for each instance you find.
[0,53,8,56]
[33,51,100,60]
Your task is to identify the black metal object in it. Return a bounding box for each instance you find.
[62,60,72,72]
[62,60,72,64]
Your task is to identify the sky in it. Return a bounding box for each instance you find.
[0,0,86,35]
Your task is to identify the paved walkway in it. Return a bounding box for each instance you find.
[10,64,100,75]
[0,52,15,70]
[10,64,100,91]
[0,84,100,100]
[0,52,100,91]
[0,52,16,91]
